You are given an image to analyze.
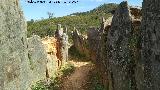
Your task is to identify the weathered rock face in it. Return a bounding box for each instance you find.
[61,28,68,63]
[72,29,83,50]
[87,16,113,89]
[87,1,142,90]
[41,25,69,77]
[0,0,30,90]
[87,28,100,62]
[27,35,47,84]
[42,37,58,78]
[137,0,160,90]
[0,0,69,89]
[55,24,68,67]
[42,37,57,55]
[71,28,89,58]
[106,2,133,90]
[87,17,115,90]
[130,7,142,19]
[99,17,113,89]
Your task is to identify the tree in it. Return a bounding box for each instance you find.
[30,19,34,23]
[47,12,54,19]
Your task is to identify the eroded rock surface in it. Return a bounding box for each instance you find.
[55,24,68,67]
[0,1,69,89]
[71,28,89,58]
[27,35,47,84]
[0,0,30,89]
[42,37,58,78]
[107,1,133,90]
[137,0,160,90]
[87,1,142,90]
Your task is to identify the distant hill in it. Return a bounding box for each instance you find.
[71,3,118,16]
[27,3,118,39]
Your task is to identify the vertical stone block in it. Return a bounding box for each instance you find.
[27,35,47,84]
[138,0,160,90]
[0,0,30,89]
[107,1,132,90]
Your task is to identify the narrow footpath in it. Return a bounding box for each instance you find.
[61,61,94,90]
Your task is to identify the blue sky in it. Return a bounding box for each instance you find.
[20,0,143,21]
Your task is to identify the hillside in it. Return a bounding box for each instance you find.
[71,3,118,16]
[27,3,118,38]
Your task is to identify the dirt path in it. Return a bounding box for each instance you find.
[61,61,94,90]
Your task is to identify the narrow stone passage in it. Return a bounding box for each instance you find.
[61,61,94,90]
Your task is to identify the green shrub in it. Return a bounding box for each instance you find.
[59,62,75,77]
[31,62,75,90]
[31,80,47,90]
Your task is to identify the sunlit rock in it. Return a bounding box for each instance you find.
[0,0,30,89]
[27,35,47,84]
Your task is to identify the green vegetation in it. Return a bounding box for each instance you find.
[27,3,118,38]
[58,62,75,77]
[31,62,75,90]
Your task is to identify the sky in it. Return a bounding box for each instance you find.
[20,0,143,21]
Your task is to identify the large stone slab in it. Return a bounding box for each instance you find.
[137,0,160,90]
[107,1,133,90]
[0,0,30,89]
[55,24,68,67]
[42,37,58,78]
[27,35,47,84]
